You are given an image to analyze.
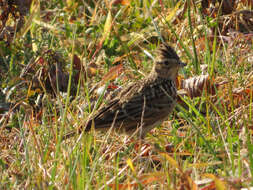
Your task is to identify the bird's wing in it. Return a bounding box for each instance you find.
[86,83,139,129]
[87,79,176,129]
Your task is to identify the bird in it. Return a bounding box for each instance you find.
[62,43,186,140]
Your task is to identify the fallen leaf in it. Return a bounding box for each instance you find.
[101,64,124,84]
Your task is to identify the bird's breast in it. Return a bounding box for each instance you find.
[148,79,177,99]
[143,79,177,112]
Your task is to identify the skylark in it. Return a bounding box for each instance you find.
[63,43,186,140]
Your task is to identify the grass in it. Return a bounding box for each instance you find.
[0,0,253,189]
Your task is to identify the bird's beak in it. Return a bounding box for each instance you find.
[179,61,187,67]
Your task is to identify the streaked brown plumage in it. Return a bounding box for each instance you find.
[63,43,186,140]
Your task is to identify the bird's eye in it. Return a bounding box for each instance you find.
[164,61,169,65]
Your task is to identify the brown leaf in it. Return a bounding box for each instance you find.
[112,52,137,65]
[139,172,165,185]
[101,64,124,84]
[111,0,131,6]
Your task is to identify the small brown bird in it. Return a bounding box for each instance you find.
[63,43,186,140]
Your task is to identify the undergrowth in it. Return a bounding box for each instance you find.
[0,0,252,189]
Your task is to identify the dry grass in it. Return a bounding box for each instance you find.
[0,0,253,189]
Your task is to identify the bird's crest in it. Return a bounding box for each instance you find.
[156,43,180,61]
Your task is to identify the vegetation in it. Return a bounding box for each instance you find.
[0,0,252,189]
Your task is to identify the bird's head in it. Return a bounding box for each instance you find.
[153,43,186,80]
